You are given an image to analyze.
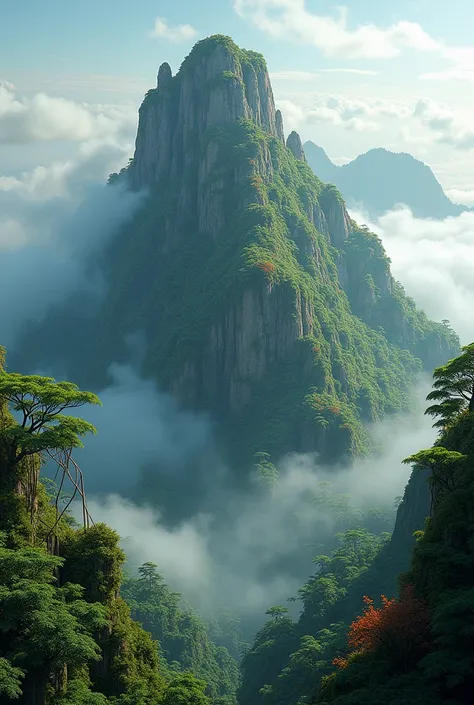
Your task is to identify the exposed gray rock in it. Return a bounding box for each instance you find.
[171,285,313,413]
[131,37,279,238]
[157,62,172,88]
[275,109,285,144]
[319,188,351,248]
[286,131,305,162]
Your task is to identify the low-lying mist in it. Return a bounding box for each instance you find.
[67,365,435,631]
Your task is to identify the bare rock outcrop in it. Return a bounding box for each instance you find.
[286,131,305,162]
[131,36,280,240]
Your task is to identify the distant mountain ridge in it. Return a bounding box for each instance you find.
[304,141,469,219]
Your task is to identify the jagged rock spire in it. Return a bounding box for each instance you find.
[286,131,306,162]
[275,109,285,144]
[157,62,172,88]
[133,36,280,191]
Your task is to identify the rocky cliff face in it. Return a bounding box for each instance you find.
[286,131,306,162]
[130,36,281,242]
[15,35,459,469]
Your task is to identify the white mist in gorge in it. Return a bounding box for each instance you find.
[74,369,436,619]
[350,206,474,345]
[0,144,145,349]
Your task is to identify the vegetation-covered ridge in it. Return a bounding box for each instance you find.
[0,352,238,705]
[180,34,268,76]
[311,342,474,705]
[105,116,458,464]
[236,343,474,705]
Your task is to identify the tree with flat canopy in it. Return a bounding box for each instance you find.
[0,351,101,536]
[0,365,101,474]
[403,447,467,513]
[425,342,474,429]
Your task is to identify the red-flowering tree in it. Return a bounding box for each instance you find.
[336,585,430,672]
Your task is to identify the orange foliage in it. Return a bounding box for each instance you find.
[332,656,348,670]
[312,344,320,354]
[258,261,276,275]
[329,406,341,415]
[347,585,430,656]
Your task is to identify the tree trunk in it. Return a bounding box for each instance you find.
[19,672,47,705]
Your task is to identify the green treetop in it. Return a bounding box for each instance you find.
[425,342,474,428]
[0,362,100,470]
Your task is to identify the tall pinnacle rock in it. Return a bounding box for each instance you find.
[286,131,306,162]
[132,35,280,193]
[275,109,285,144]
[157,62,172,88]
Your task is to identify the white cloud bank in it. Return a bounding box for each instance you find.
[350,206,474,346]
[234,1,438,59]
[77,371,434,617]
[0,139,143,348]
[235,1,474,83]
[0,81,136,144]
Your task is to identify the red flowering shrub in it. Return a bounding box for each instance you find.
[258,261,276,275]
[338,585,430,671]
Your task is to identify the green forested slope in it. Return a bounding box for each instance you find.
[0,352,238,705]
[312,343,474,705]
[2,35,466,705]
[236,344,474,705]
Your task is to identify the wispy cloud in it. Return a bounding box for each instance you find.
[270,68,378,82]
[0,82,136,144]
[234,1,439,59]
[321,68,378,75]
[149,16,197,43]
[413,98,474,150]
[270,71,321,82]
[235,0,474,84]
[275,93,409,134]
[420,69,474,83]
[446,187,474,206]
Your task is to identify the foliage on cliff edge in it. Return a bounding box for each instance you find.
[0,354,236,704]
[311,343,474,705]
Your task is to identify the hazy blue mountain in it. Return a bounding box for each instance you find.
[304,141,468,219]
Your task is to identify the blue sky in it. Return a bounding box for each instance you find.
[1,0,474,200]
[2,0,472,90]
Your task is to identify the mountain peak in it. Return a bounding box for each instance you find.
[180,34,267,74]
[157,62,172,88]
[303,141,338,182]
[303,141,334,165]
[304,142,466,219]
[275,109,285,144]
[286,131,305,161]
[131,34,279,192]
